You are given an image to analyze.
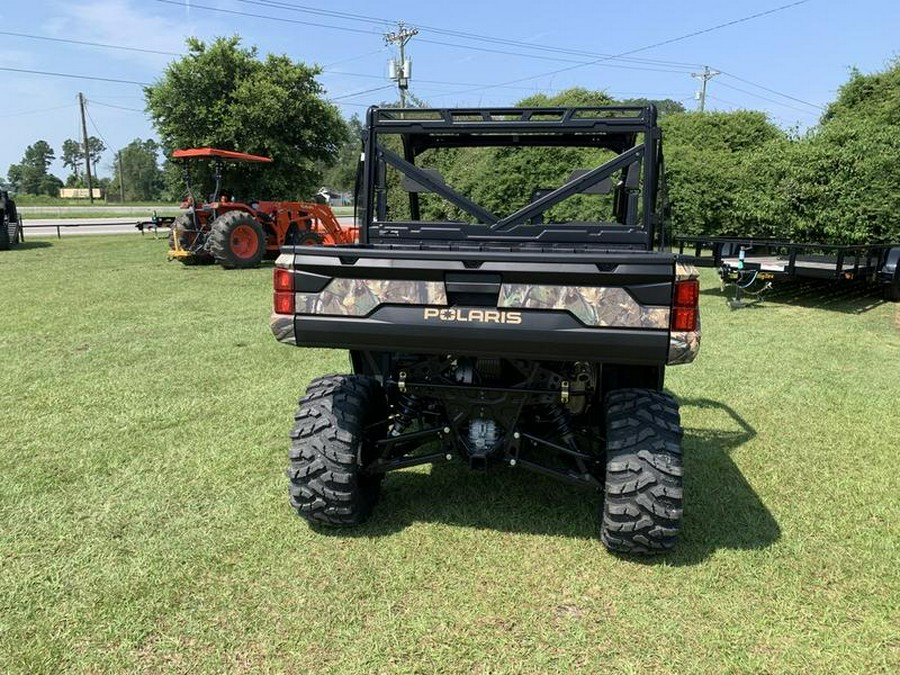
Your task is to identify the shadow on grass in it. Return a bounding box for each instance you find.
[659,397,780,566]
[320,397,779,565]
[702,278,888,315]
[9,240,53,250]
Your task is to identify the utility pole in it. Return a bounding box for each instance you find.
[117,150,126,203]
[78,92,95,204]
[691,66,720,112]
[384,22,418,107]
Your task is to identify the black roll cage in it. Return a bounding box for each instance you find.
[359,105,663,249]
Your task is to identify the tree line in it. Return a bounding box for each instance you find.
[6,136,166,202]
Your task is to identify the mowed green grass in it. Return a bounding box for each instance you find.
[1,236,898,673]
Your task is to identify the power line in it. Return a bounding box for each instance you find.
[322,48,387,69]
[91,101,147,114]
[413,37,693,73]
[84,101,113,154]
[0,103,77,119]
[323,68,689,99]
[0,30,180,57]
[718,71,823,110]
[154,0,381,36]
[160,0,699,76]
[0,66,148,86]
[234,0,704,69]
[234,0,392,28]
[716,81,820,115]
[328,84,395,102]
[429,0,815,98]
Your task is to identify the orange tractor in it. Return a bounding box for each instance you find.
[168,147,357,268]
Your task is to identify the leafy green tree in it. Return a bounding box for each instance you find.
[39,174,64,197]
[661,111,788,238]
[7,140,63,195]
[60,137,106,187]
[108,139,164,202]
[145,36,347,200]
[822,57,900,126]
[517,87,614,108]
[618,97,687,116]
[61,139,84,180]
[321,115,364,193]
[790,116,900,243]
[797,58,900,243]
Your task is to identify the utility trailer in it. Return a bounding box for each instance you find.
[676,236,900,303]
[271,105,702,555]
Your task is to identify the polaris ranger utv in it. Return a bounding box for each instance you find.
[272,106,701,554]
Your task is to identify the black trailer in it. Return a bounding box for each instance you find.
[675,236,900,303]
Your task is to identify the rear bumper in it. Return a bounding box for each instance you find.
[275,306,670,364]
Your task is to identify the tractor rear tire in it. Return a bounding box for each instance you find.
[287,375,387,527]
[169,215,210,265]
[295,230,323,247]
[207,211,266,269]
[600,388,684,555]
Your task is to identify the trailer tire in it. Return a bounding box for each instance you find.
[207,210,266,268]
[287,375,387,527]
[600,388,684,555]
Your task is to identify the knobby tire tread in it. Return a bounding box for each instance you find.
[207,210,266,269]
[288,374,384,527]
[601,388,684,555]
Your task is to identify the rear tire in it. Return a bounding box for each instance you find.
[207,210,266,269]
[287,375,387,527]
[600,388,684,555]
[295,230,323,246]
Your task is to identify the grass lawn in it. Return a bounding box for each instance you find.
[1,236,898,673]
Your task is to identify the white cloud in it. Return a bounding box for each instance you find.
[43,0,217,68]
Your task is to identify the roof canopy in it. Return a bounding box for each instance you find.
[171,148,273,163]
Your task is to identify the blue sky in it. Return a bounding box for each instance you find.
[1,0,897,181]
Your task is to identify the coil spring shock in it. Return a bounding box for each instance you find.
[544,403,578,451]
[391,392,422,437]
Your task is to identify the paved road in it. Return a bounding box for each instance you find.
[21,216,356,239]
[22,218,153,237]
[18,206,181,220]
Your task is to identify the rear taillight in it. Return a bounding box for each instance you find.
[671,279,699,331]
[274,268,293,292]
[274,268,294,315]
